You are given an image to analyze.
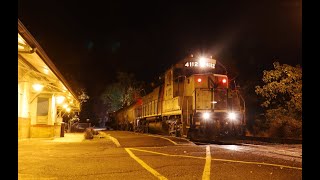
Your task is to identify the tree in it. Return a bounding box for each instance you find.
[77,88,90,105]
[63,72,90,106]
[255,62,302,138]
[75,88,90,123]
[100,82,125,112]
[100,72,145,113]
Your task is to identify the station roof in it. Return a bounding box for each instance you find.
[18,19,81,111]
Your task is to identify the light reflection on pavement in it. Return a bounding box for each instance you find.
[213,144,302,162]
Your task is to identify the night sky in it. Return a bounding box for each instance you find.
[18,1,301,119]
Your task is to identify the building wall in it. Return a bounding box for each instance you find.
[29,94,37,126]
[18,117,30,139]
[18,69,60,139]
[18,82,30,118]
[51,95,57,125]
[29,124,61,138]
[54,123,61,137]
[29,95,60,138]
[18,78,31,139]
[30,125,54,138]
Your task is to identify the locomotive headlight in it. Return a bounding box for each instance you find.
[203,112,210,120]
[199,57,206,68]
[228,112,237,121]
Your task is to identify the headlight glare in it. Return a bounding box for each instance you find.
[203,112,210,120]
[228,112,237,121]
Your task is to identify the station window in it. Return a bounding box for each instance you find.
[36,97,49,124]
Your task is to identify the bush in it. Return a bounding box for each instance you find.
[268,117,302,138]
[84,128,94,139]
[249,114,270,137]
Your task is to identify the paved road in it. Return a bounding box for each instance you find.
[18,131,302,180]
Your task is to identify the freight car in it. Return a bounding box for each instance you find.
[115,54,246,140]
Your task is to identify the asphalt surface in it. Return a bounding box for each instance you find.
[18,130,302,180]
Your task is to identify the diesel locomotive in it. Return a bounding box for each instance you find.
[114,54,246,140]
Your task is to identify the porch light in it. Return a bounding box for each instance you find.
[63,104,68,109]
[56,96,65,104]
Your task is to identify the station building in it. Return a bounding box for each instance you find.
[18,19,81,139]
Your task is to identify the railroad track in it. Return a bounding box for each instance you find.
[135,131,302,145]
[238,136,302,144]
[191,136,302,145]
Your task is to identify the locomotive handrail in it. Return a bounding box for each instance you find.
[238,91,246,124]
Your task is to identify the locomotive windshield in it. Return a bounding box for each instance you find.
[213,88,228,110]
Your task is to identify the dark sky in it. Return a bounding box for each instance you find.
[18,0,302,98]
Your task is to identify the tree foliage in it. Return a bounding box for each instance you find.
[255,62,302,117]
[100,72,144,113]
[255,62,302,138]
[100,83,124,112]
[77,88,90,105]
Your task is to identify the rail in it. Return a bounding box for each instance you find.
[239,136,302,144]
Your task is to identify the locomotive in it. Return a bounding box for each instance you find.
[114,54,246,140]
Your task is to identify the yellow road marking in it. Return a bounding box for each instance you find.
[129,148,203,159]
[202,145,211,180]
[146,134,178,145]
[106,134,121,147]
[125,148,168,180]
[129,148,301,170]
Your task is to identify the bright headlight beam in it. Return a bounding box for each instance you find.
[228,112,237,121]
[199,57,206,67]
[203,112,210,120]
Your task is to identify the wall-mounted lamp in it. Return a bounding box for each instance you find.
[56,96,65,104]
[32,83,44,92]
[62,104,68,109]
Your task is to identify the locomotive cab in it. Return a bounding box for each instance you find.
[163,55,246,140]
[186,73,245,139]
